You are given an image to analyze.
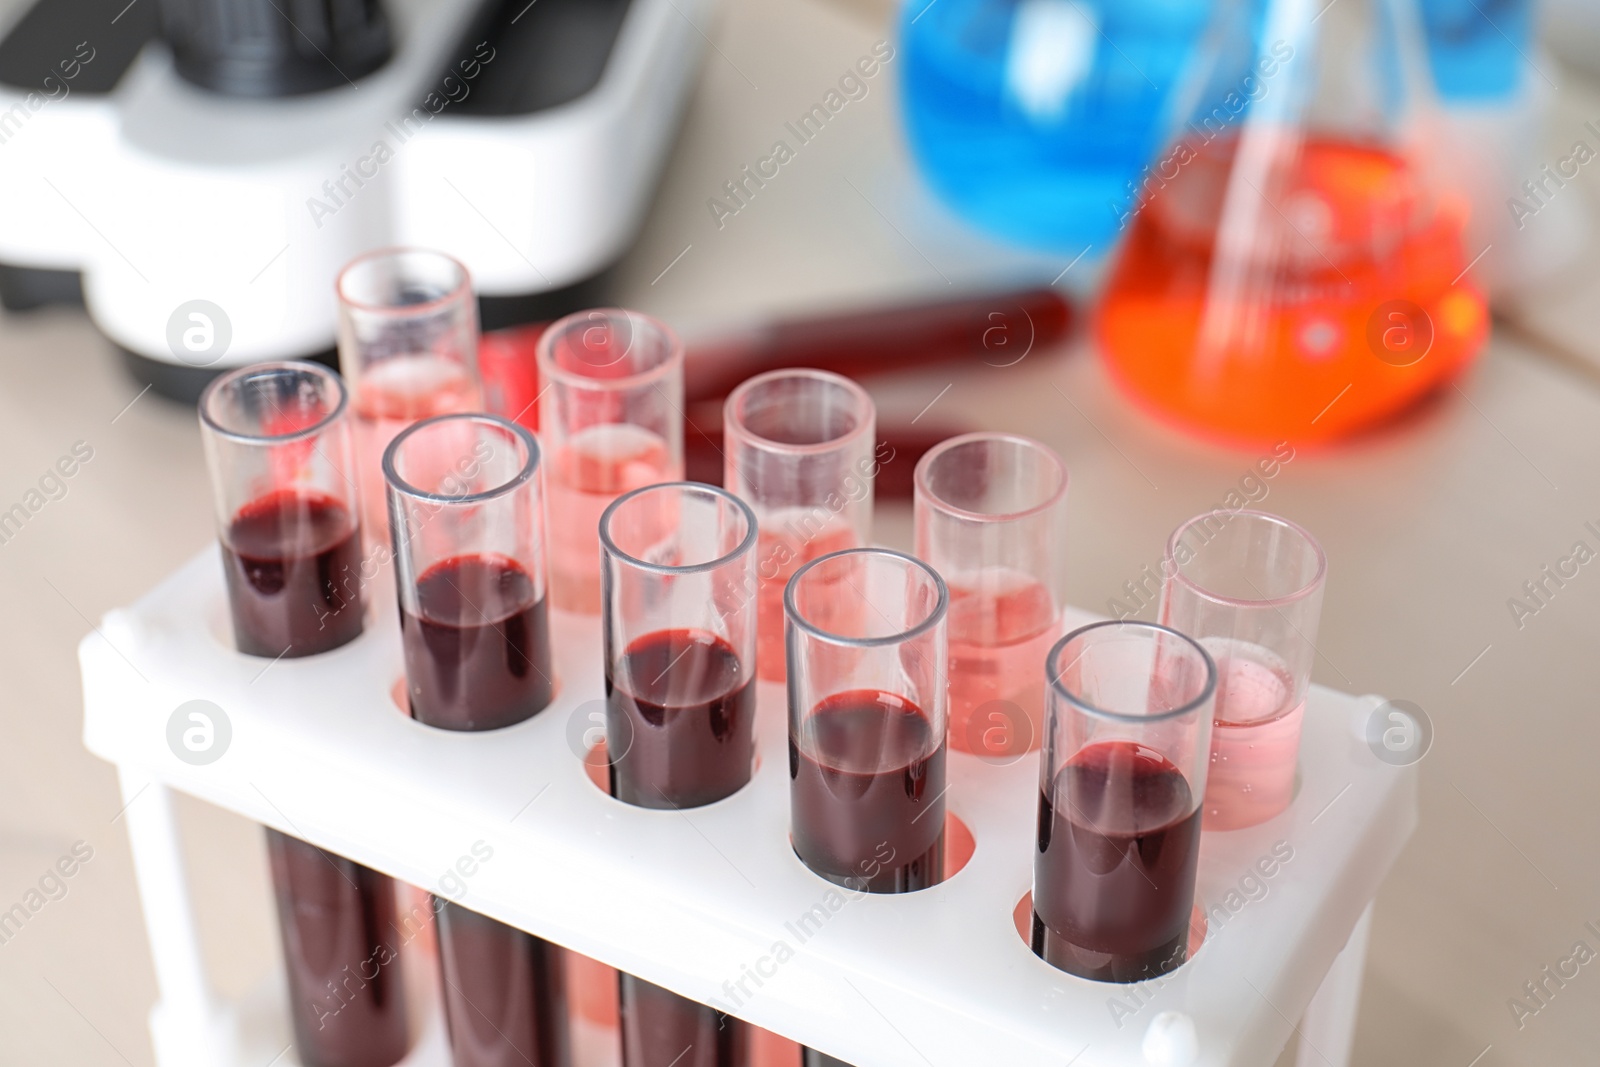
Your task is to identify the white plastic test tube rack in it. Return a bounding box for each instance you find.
[80,547,1415,1067]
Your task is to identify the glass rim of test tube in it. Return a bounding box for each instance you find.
[1047,619,1218,724]
[334,246,472,316]
[913,430,1069,523]
[1164,508,1327,610]
[723,367,875,456]
[535,306,683,391]
[382,411,541,506]
[598,481,758,576]
[198,360,349,446]
[784,546,949,648]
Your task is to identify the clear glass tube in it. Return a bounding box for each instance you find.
[384,412,567,1067]
[337,247,483,546]
[539,308,685,614]
[785,548,949,893]
[199,360,364,659]
[723,368,876,684]
[616,973,751,1067]
[434,901,569,1067]
[1159,509,1327,831]
[384,412,554,730]
[599,481,757,1067]
[599,481,758,809]
[1033,621,1215,984]
[913,432,1067,759]
[264,833,409,1067]
[199,362,409,1067]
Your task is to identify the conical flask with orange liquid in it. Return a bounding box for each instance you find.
[1096,0,1489,447]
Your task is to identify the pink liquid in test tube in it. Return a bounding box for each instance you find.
[353,355,479,538]
[547,424,678,613]
[539,309,684,614]
[723,369,875,683]
[915,433,1068,758]
[337,249,483,546]
[754,515,859,681]
[1160,510,1327,831]
[1205,642,1304,829]
[945,572,1059,753]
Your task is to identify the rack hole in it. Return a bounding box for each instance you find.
[943,814,975,880]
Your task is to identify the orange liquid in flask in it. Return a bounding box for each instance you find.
[1098,136,1488,447]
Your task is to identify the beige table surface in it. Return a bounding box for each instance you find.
[3,0,1599,1064]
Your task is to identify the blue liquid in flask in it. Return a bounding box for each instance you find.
[1419,0,1532,102]
[899,0,1210,255]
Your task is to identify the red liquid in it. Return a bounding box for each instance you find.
[619,974,750,1067]
[436,900,570,1067]
[221,490,363,657]
[1031,742,1201,983]
[411,556,565,1067]
[607,629,755,1065]
[265,829,409,1067]
[801,1052,851,1067]
[400,554,553,731]
[606,629,755,810]
[1098,135,1488,446]
[789,691,946,893]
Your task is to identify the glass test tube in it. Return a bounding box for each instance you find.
[723,368,876,684]
[1033,621,1215,984]
[599,482,758,1067]
[337,247,482,546]
[540,308,685,614]
[914,432,1067,758]
[1159,509,1327,830]
[801,1051,852,1067]
[385,413,569,1067]
[385,412,554,730]
[199,362,410,1067]
[200,362,366,658]
[786,548,949,893]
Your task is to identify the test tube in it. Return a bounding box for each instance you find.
[723,368,876,683]
[385,413,554,730]
[200,361,365,657]
[199,363,409,1067]
[432,899,568,1067]
[599,481,758,1067]
[1033,621,1215,983]
[1159,509,1327,830]
[384,413,567,1067]
[540,308,685,614]
[337,247,483,545]
[785,548,949,893]
[384,413,568,1067]
[913,432,1068,759]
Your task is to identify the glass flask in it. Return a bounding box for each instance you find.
[1096,0,1489,447]
[1419,0,1531,102]
[899,0,1212,256]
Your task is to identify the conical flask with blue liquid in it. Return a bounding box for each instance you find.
[898,0,1213,258]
